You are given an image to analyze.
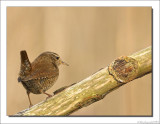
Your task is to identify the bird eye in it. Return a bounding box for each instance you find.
[56,56,59,60]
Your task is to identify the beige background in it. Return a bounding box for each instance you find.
[7,7,152,116]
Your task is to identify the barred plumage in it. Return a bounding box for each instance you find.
[18,50,68,107]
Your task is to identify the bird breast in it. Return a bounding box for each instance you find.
[21,76,58,94]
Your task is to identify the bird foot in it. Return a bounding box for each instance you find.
[29,104,33,108]
[46,95,52,100]
[44,92,53,100]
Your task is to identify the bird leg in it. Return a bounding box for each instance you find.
[44,92,52,100]
[27,91,33,108]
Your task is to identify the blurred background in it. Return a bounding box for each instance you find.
[7,7,151,116]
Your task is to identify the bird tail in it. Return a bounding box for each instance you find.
[18,50,31,81]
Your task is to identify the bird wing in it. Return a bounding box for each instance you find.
[22,60,59,81]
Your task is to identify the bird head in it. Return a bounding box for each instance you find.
[45,52,69,66]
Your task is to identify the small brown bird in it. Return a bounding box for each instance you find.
[18,50,68,107]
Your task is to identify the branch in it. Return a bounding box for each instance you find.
[14,46,152,116]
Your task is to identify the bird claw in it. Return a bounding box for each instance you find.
[29,104,33,108]
[46,94,52,100]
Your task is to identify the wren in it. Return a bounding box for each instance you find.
[18,50,68,107]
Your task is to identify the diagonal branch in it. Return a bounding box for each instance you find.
[14,46,151,116]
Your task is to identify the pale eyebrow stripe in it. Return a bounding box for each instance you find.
[52,53,59,57]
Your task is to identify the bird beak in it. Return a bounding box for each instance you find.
[61,61,69,66]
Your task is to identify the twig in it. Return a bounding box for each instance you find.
[14,46,151,116]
